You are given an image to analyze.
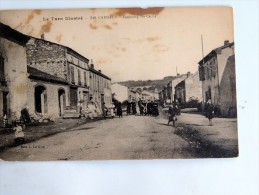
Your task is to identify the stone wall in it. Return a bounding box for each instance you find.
[219,55,237,117]
[27,79,69,118]
[185,72,203,102]
[0,37,28,119]
[26,38,67,80]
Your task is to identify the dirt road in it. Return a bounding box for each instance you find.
[0,114,197,161]
[0,109,238,161]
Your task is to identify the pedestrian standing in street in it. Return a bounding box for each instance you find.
[153,102,159,116]
[13,122,25,143]
[110,103,115,118]
[138,99,144,116]
[117,102,123,118]
[143,100,148,115]
[131,100,137,115]
[168,103,178,126]
[206,99,214,126]
[127,100,131,115]
[147,100,151,116]
[102,103,108,118]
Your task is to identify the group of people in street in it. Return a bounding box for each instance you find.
[81,100,101,119]
[167,99,216,127]
[138,99,159,117]
[126,99,159,117]
[112,99,160,118]
[80,97,217,127]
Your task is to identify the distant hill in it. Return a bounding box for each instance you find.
[117,76,177,92]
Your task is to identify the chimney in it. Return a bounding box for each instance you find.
[177,73,180,77]
[224,40,230,46]
[187,71,191,78]
[41,34,45,40]
[90,59,94,69]
[98,70,102,73]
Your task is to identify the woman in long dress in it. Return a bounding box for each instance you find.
[205,100,214,126]
[116,102,123,118]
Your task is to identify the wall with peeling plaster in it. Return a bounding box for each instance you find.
[0,37,28,119]
[27,79,69,118]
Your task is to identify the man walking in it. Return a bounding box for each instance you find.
[168,103,178,126]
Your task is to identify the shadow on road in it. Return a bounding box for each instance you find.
[174,124,238,158]
[184,123,207,127]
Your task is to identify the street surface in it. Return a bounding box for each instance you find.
[0,110,238,161]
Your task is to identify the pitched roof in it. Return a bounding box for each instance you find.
[89,67,111,80]
[198,42,234,65]
[0,22,89,64]
[0,22,30,46]
[28,66,68,84]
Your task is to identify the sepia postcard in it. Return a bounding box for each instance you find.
[0,7,238,161]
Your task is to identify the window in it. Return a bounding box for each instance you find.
[0,56,5,81]
[70,66,75,84]
[84,71,87,86]
[199,65,205,81]
[78,69,81,85]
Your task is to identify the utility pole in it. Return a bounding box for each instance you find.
[201,35,205,66]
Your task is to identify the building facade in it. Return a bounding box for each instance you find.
[0,22,112,121]
[26,37,91,117]
[168,73,189,103]
[140,90,159,101]
[0,23,30,124]
[175,71,202,104]
[198,40,236,117]
[89,64,112,111]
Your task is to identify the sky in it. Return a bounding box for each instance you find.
[0,7,234,82]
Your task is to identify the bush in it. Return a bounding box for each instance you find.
[184,97,201,109]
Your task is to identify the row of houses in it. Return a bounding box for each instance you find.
[111,83,159,103]
[159,71,202,104]
[0,22,112,124]
[159,40,236,117]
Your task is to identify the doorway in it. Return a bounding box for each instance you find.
[35,85,47,114]
[58,89,66,116]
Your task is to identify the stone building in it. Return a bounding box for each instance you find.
[158,90,163,103]
[167,73,189,103]
[141,90,159,101]
[174,71,202,104]
[88,63,112,111]
[198,40,236,117]
[26,37,90,117]
[0,22,112,120]
[0,23,30,124]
